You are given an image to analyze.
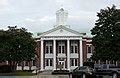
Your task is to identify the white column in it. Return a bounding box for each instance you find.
[53,40,56,70]
[67,39,70,70]
[41,40,44,71]
[80,38,83,66]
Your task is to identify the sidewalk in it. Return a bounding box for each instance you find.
[36,70,69,78]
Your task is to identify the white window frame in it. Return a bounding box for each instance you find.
[58,41,65,54]
[45,42,53,54]
[71,59,78,66]
[71,43,78,53]
[46,59,53,66]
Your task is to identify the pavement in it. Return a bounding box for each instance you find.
[0,71,116,78]
[36,70,70,78]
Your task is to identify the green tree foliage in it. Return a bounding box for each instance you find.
[91,5,120,61]
[0,26,36,67]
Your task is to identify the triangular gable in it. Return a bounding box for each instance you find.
[39,26,85,37]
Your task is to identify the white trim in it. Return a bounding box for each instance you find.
[70,53,78,58]
[67,39,70,70]
[41,40,44,71]
[86,40,92,42]
[36,40,41,41]
[87,53,92,58]
[86,44,92,45]
[53,40,56,70]
[39,26,84,37]
[41,37,82,40]
[80,38,83,66]
[45,54,54,58]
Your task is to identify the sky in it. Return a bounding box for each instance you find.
[0,0,120,34]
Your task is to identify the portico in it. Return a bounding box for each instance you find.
[39,35,83,71]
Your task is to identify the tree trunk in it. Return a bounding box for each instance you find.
[9,61,13,72]
[22,61,24,71]
[29,61,31,70]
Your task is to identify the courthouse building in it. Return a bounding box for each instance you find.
[33,8,93,71]
[0,8,93,71]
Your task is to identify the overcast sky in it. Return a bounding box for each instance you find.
[0,0,120,33]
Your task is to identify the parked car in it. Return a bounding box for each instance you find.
[72,66,94,77]
[94,64,120,78]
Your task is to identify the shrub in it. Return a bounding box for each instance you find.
[0,65,13,73]
[52,70,70,75]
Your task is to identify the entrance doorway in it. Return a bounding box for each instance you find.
[58,61,65,70]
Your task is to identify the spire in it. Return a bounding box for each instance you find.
[55,8,68,27]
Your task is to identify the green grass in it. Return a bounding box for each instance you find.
[0,70,36,76]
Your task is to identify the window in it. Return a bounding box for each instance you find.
[46,59,49,66]
[58,46,65,53]
[70,46,78,53]
[58,41,65,54]
[75,59,78,66]
[71,59,74,66]
[46,59,53,66]
[88,46,92,53]
[59,46,61,53]
[71,59,78,66]
[33,60,36,66]
[70,46,74,53]
[50,46,53,53]
[75,46,78,53]
[62,46,64,53]
[46,46,53,54]
[45,41,53,54]
[50,59,53,66]
[46,46,49,53]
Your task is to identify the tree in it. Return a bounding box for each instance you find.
[0,26,36,71]
[91,5,120,62]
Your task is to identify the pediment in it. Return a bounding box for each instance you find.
[39,26,84,37]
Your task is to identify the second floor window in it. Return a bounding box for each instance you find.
[87,45,92,53]
[45,45,53,54]
[58,46,65,53]
[70,45,78,53]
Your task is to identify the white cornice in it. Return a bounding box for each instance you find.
[39,25,85,37]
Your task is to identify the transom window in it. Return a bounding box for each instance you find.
[46,59,53,66]
[71,59,78,66]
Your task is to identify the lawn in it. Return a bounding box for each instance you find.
[0,70,36,76]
